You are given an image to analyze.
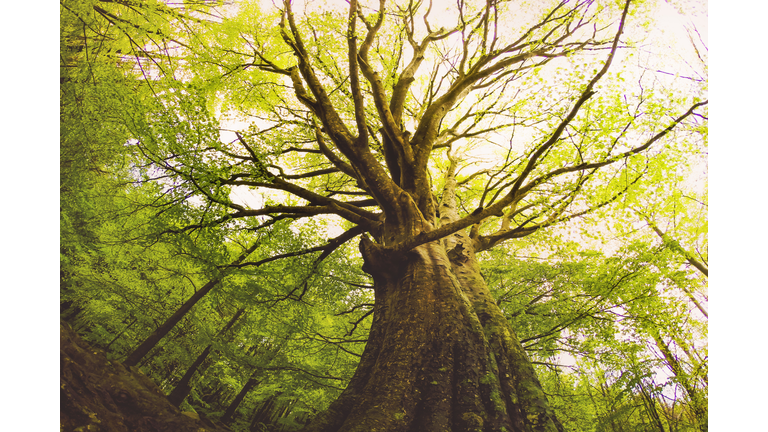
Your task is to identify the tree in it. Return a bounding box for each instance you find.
[167,307,246,406]
[61,0,707,431]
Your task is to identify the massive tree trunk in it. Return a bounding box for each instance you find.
[302,170,562,432]
[302,235,561,432]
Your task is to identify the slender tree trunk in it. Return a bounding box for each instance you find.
[250,394,279,429]
[123,278,225,366]
[167,308,246,406]
[105,318,138,350]
[167,345,212,406]
[222,374,261,425]
[673,282,708,318]
[633,210,708,277]
[652,335,707,432]
[639,382,667,432]
[123,244,258,367]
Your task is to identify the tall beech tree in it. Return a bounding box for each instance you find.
[62,0,707,430]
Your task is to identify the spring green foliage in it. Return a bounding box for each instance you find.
[61,0,706,430]
[480,189,707,431]
[483,234,707,431]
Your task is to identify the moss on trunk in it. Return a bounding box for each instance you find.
[300,236,563,432]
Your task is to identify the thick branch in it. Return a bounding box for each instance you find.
[347,0,369,142]
[280,1,401,216]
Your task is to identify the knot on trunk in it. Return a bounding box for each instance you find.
[447,243,469,263]
[359,235,406,281]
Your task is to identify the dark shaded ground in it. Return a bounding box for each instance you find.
[60,320,231,432]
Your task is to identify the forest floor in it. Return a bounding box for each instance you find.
[60,320,231,432]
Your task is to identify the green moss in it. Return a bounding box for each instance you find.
[430,381,439,385]
[461,412,484,430]
[490,389,506,413]
[394,411,404,420]
[479,372,494,385]
[518,376,546,400]
[438,367,448,372]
